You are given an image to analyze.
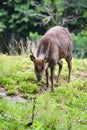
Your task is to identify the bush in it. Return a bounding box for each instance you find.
[72,30,87,58]
[29,32,41,41]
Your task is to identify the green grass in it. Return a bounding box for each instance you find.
[0,54,87,130]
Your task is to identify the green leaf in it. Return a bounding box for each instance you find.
[9,24,16,28]
[83,12,87,18]
[11,14,20,19]
[0,9,8,17]
[0,22,6,32]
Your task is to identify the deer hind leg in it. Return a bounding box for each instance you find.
[57,60,63,82]
[66,55,72,83]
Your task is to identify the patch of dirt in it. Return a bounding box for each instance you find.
[4,95,28,103]
[72,69,87,81]
[79,70,87,80]
[0,85,28,103]
[0,85,6,96]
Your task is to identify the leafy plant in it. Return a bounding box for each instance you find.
[29,32,41,40]
[72,30,87,58]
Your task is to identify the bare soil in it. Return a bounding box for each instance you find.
[0,85,28,103]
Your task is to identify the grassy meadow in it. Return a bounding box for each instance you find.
[0,54,87,130]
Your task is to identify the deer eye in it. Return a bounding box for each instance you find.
[42,65,44,70]
[35,65,44,72]
[35,65,38,70]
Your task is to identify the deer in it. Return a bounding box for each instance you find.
[30,26,72,92]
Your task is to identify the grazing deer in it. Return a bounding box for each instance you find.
[30,26,72,92]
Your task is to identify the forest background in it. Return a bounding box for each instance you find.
[0,0,87,58]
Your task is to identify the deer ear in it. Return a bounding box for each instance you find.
[30,55,36,62]
[45,57,50,63]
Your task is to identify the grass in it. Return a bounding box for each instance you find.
[0,54,87,130]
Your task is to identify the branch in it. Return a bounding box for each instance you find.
[61,15,83,26]
[44,7,57,25]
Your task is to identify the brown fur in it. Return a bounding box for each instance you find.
[30,26,72,92]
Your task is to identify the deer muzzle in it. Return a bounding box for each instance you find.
[37,76,42,82]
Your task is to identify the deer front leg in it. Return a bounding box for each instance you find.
[50,65,55,92]
[45,69,49,88]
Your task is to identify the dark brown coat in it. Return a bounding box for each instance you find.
[30,26,72,92]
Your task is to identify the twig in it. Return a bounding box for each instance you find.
[26,95,37,127]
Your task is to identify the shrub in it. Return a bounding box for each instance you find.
[72,30,87,58]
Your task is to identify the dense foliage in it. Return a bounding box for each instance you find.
[0,0,87,57]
